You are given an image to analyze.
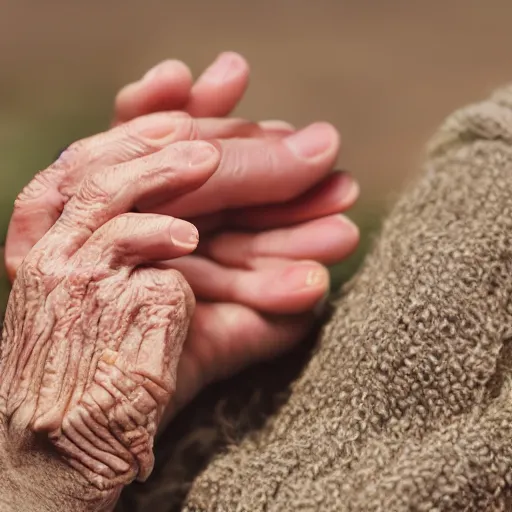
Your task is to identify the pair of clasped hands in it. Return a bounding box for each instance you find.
[3,53,359,442]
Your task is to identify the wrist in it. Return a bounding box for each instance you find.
[0,418,121,512]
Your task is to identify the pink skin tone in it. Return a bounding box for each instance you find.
[0,53,360,511]
[4,52,360,426]
[0,142,219,511]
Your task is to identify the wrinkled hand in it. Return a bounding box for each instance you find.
[0,141,219,509]
[5,53,360,423]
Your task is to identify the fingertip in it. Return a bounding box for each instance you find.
[125,111,191,142]
[315,214,360,262]
[265,262,330,314]
[142,59,193,86]
[337,214,361,257]
[170,219,199,251]
[162,140,221,191]
[114,60,194,124]
[259,119,296,135]
[284,122,341,162]
[185,52,250,117]
[198,51,249,85]
[299,262,331,291]
[339,214,360,241]
[170,140,221,168]
[345,179,360,208]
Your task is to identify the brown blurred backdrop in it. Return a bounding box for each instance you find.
[1,0,512,301]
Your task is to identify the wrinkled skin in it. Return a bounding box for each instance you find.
[0,140,219,510]
[2,223,192,486]
[5,53,360,427]
[0,53,360,510]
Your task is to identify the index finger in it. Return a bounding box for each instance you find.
[37,141,219,261]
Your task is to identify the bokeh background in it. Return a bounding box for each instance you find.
[2,0,512,309]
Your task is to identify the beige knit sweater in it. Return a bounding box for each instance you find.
[92,86,512,510]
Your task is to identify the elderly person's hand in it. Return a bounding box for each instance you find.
[4,53,359,423]
[0,140,219,511]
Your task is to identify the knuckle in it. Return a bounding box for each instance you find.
[78,168,113,204]
[54,140,86,177]
[125,112,195,154]
[121,122,163,158]
[16,139,90,210]
[118,119,138,141]
[17,255,40,280]
[174,114,198,141]
[144,268,195,314]
[16,251,54,288]
[105,213,139,246]
[109,212,139,230]
[18,247,72,291]
[169,269,195,314]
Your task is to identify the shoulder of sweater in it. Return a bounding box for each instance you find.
[427,84,512,159]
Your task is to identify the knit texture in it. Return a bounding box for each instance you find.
[105,86,512,510]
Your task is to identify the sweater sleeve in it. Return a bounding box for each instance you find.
[174,86,512,512]
[112,87,512,512]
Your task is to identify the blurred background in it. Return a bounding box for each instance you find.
[2,0,512,308]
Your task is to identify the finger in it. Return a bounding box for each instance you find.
[4,115,287,282]
[189,172,359,234]
[38,141,219,259]
[73,213,199,270]
[56,114,278,193]
[150,122,341,218]
[201,214,360,268]
[43,114,284,197]
[187,303,313,385]
[162,256,329,314]
[230,171,359,229]
[162,303,313,423]
[6,113,190,280]
[184,52,250,117]
[113,60,193,125]
[113,53,249,125]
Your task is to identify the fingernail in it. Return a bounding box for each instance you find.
[142,64,163,82]
[343,179,360,205]
[171,220,199,249]
[259,120,296,132]
[201,52,246,84]
[142,59,186,83]
[285,122,338,160]
[174,141,219,166]
[333,172,360,204]
[338,214,360,239]
[282,263,329,291]
[134,114,180,140]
